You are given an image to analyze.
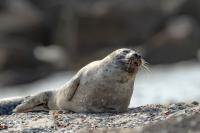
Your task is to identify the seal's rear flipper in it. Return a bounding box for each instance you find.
[14,91,51,113]
[13,104,49,113]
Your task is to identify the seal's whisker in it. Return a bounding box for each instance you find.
[142,59,149,65]
[142,65,151,73]
[141,59,151,73]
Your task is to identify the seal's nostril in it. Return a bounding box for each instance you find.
[134,53,141,59]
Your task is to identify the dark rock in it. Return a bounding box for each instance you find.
[0,98,23,115]
[22,128,48,133]
[0,0,200,85]
[0,0,80,85]
[144,16,200,64]
[191,101,199,106]
[55,0,177,68]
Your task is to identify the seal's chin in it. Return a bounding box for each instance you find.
[127,59,142,74]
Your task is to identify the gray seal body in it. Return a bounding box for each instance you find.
[0,48,142,114]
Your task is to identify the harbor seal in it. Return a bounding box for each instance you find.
[1,48,143,114]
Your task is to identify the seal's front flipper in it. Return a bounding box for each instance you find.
[65,75,80,101]
[14,91,51,113]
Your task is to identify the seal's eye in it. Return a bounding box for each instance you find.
[122,50,130,54]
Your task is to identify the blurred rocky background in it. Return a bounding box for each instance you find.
[0,0,200,87]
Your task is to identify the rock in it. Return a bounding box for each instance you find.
[0,0,200,85]
[191,101,199,106]
[0,0,59,86]
[56,0,172,68]
[54,0,200,67]
[144,16,200,64]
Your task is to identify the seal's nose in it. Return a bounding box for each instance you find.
[134,53,141,59]
[129,52,141,60]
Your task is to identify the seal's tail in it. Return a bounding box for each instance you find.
[0,97,24,115]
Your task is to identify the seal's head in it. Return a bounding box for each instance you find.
[107,48,142,74]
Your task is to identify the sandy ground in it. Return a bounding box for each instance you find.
[0,103,199,132]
